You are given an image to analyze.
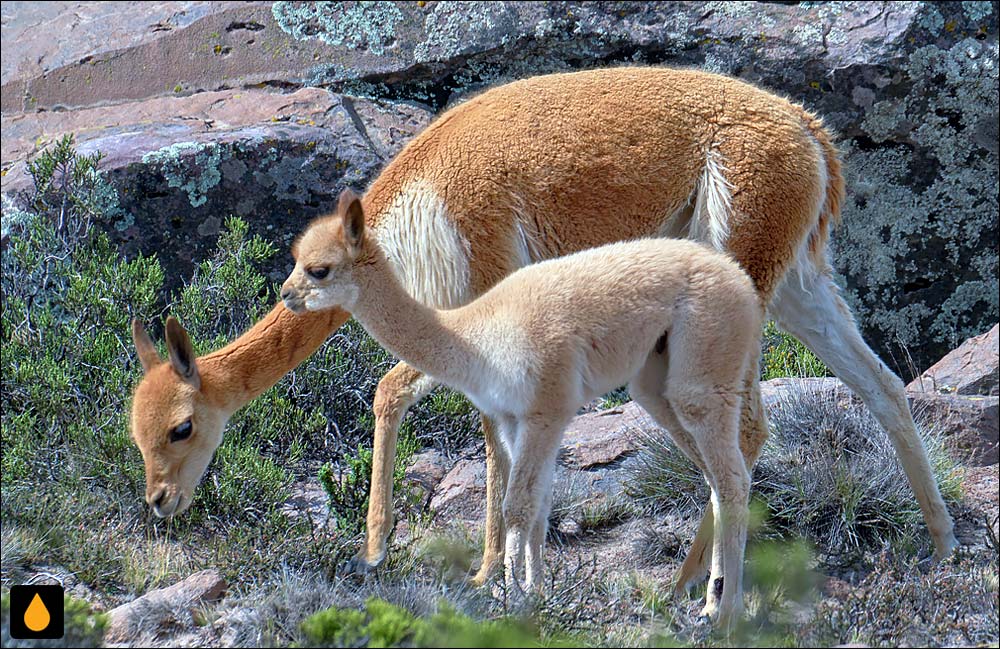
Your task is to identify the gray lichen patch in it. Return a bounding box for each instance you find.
[414,1,515,64]
[271,1,404,57]
[834,37,999,356]
[962,1,994,23]
[141,141,224,208]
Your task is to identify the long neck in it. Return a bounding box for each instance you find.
[199,303,350,413]
[350,247,470,388]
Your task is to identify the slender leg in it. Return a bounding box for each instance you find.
[630,357,716,598]
[672,390,750,631]
[502,417,566,602]
[770,266,958,559]
[676,505,713,595]
[675,365,768,594]
[348,362,436,573]
[526,484,553,591]
[471,414,510,586]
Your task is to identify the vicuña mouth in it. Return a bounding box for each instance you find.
[152,492,182,518]
[283,297,306,314]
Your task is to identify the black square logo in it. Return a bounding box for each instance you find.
[9,585,64,639]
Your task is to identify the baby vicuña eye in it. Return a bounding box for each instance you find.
[307,267,330,280]
[170,420,193,443]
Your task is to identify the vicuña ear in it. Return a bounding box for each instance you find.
[132,319,162,374]
[339,189,365,254]
[165,316,201,389]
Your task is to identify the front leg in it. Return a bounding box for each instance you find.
[347,362,436,573]
[471,414,510,586]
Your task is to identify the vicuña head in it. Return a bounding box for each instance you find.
[281,189,368,315]
[130,292,349,519]
[130,317,227,518]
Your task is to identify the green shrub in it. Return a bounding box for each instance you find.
[300,597,573,648]
[317,424,421,534]
[761,322,829,380]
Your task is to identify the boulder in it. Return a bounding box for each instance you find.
[2,87,431,287]
[908,324,999,397]
[403,448,450,510]
[428,457,485,520]
[2,3,332,113]
[559,403,646,469]
[2,1,996,369]
[908,392,999,466]
[405,448,450,489]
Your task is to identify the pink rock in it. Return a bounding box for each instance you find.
[429,458,486,518]
[908,324,999,397]
[560,402,647,469]
[405,449,450,492]
[908,393,999,466]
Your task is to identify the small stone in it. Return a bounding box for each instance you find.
[104,570,227,645]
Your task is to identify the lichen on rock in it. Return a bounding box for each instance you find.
[271,1,404,57]
[834,36,999,356]
[141,141,224,208]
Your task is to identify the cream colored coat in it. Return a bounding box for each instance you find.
[282,193,762,628]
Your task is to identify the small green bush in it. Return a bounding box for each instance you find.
[761,322,829,380]
[300,597,573,648]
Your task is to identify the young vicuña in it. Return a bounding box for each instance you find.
[282,190,763,627]
[129,67,957,603]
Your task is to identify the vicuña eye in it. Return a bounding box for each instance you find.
[170,420,193,443]
[307,266,330,280]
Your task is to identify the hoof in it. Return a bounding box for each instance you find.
[932,532,960,563]
[470,556,501,587]
[672,572,704,599]
[340,554,380,578]
[469,570,489,588]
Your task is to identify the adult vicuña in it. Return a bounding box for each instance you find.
[129,66,957,597]
[283,190,763,628]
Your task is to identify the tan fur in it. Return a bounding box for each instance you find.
[130,307,348,516]
[282,194,762,628]
[128,67,956,582]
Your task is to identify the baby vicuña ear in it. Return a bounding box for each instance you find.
[132,319,162,374]
[339,189,365,254]
[165,316,201,389]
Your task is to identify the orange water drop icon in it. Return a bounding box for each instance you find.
[24,593,51,632]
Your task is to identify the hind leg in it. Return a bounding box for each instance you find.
[674,364,768,595]
[771,265,957,559]
[666,385,750,630]
[631,356,725,606]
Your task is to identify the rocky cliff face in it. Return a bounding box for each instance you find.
[2,1,997,370]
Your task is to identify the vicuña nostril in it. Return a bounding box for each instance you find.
[152,490,166,508]
[281,288,292,301]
